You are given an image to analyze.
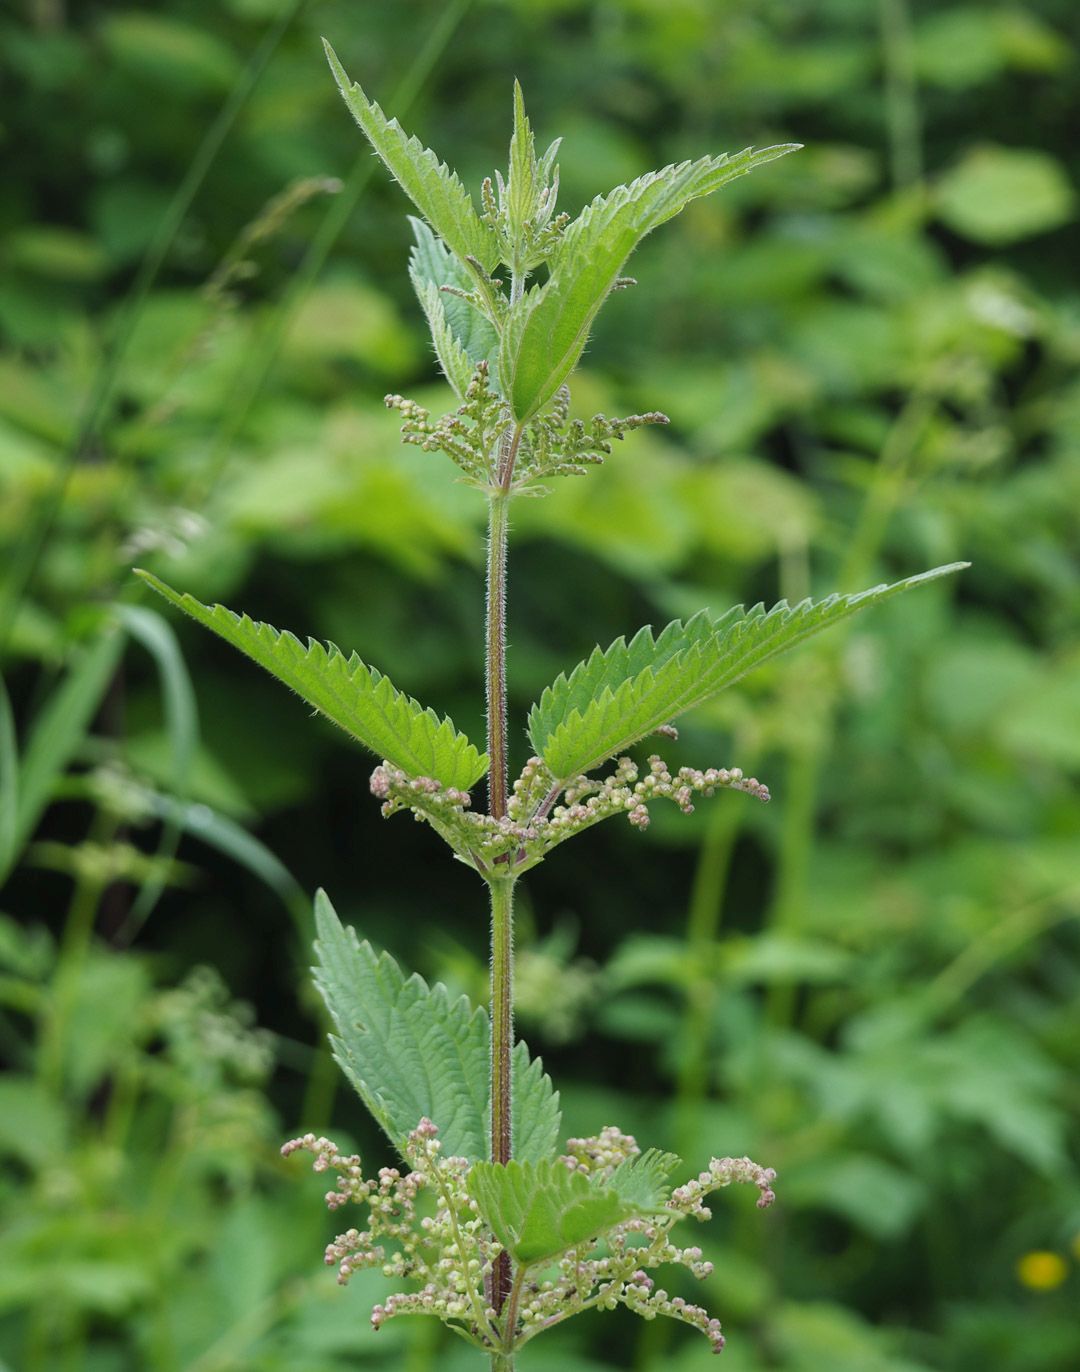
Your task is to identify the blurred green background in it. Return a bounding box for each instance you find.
[2,0,1079,1369]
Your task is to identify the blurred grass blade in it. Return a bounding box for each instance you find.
[145,789,309,942]
[3,629,125,886]
[0,676,17,878]
[113,605,199,933]
[114,606,198,793]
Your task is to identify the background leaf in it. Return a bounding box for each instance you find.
[936,145,1076,244]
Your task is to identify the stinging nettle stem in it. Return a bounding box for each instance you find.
[485,256,527,1346]
[485,472,515,1336]
[488,874,516,1326]
[488,879,515,1170]
[485,492,511,821]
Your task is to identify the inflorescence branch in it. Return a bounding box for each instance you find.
[283,1120,776,1357]
[386,363,669,497]
[369,752,769,876]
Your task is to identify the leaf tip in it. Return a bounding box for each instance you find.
[133,568,169,598]
[313,887,339,940]
[322,38,353,95]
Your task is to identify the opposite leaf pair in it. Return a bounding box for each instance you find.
[293,895,775,1356]
[135,564,966,821]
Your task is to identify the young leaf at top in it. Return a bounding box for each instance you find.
[506,79,540,238]
[499,144,800,422]
[530,563,969,784]
[314,891,560,1163]
[408,217,500,399]
[135,571,488,792]
[323,41,499,274]
[492,80,564,274]
[467,1159,647,1267]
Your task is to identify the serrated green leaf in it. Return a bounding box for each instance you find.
[507,80,535,226]
[135,571,488,792]
[408,217,499,398]
[313,891,560,1163]
[531,564,968,782]
[500,145,800,421]
[467,1159,635,1266]
[607,1148,681,1210]
[324,41,498,272]
[513,1040,562,1165]
[415,278,475,398]
[528,609,726,756]
[314,889,489,1158]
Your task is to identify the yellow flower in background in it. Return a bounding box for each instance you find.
[1016,1250,1068,1291]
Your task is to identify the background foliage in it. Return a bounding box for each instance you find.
[2,1,1078,1369]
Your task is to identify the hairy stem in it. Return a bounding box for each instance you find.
[488,874,516,1316]
[485,493,510,820]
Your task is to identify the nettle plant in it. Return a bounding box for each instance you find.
[137,48,966,1369]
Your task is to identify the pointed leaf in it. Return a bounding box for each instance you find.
[467,1159,634,1266]
[135,571,488,792]
[313,892,560,1163]
[500,145,800,421]
[506,79,538,236]
[324,42,498,272]
[413,279,476,399]
[314,888,489,1159]
[531,564,969,782]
